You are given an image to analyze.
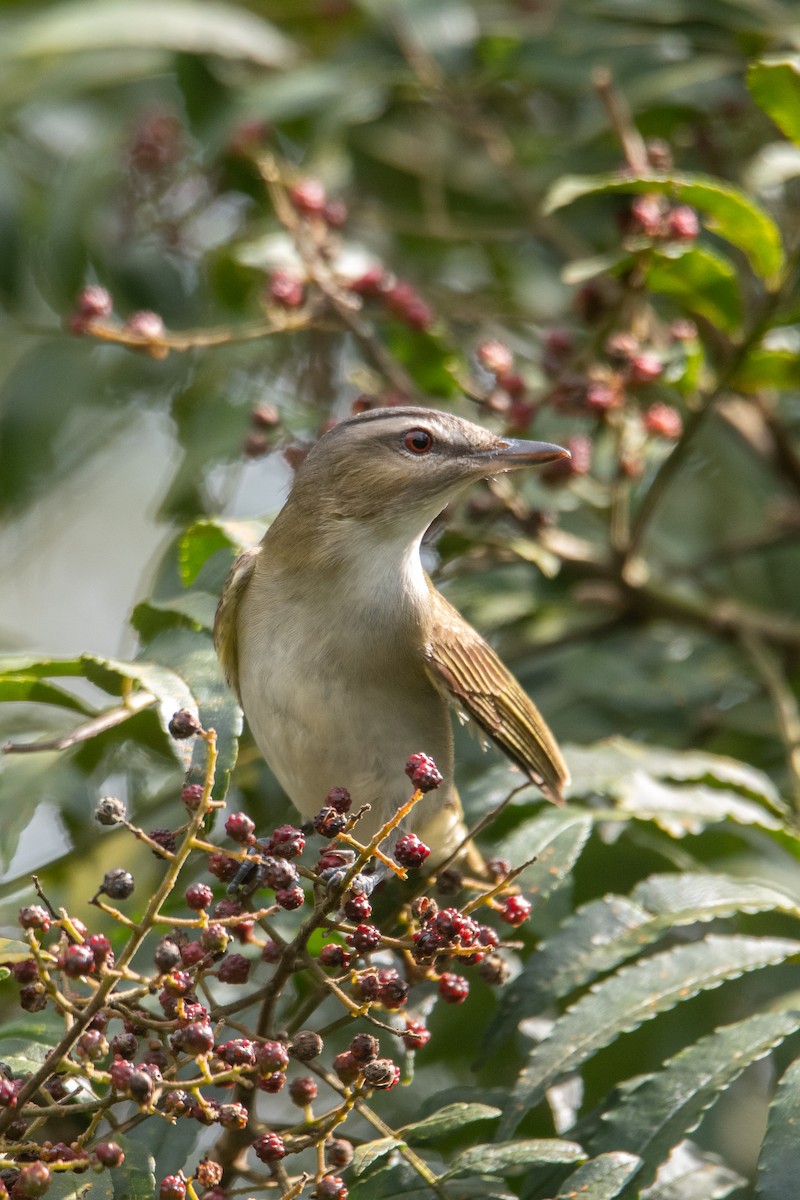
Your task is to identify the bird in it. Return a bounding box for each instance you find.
[214,406,570,869]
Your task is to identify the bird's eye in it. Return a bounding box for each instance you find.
[404,429,433,454]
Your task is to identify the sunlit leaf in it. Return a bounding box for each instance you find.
[756,1055,800,1200]
[748,58,800,146]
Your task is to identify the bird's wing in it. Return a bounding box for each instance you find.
[424,589,569,804]
[213,547,259,701]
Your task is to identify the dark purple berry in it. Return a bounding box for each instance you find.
[180,1022,215,1055]
[275,885,304,910]
[18,905,50,932]
[217,954,250,984]
[289,1076,318,1106]
[253,1132,285,1163]
[313,806,346,838]
[100,868,134,900]
[326,1139,354,1169]
[225,812,255,844]
[148,828,176,857]
[332,1050,360,1084]
[168,709,200,739]
[394,833,430,868]
[347,924,381,954]
[325,787,351,813]
[94,1142,125,1168]
[404,753,443,792]
[62,945,95,978]
[343,892,372,922]
[217,1039,256,1067]
[185,883,213,910]
[257,1040,289,1073]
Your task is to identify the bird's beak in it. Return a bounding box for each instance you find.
[479,437,571,471]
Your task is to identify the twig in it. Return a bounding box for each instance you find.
[740,631,800,817]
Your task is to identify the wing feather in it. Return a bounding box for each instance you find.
[213,547,259,700]
[425,590,569,804]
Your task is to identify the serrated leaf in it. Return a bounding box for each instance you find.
[615,771,782,836]
[555,1152,641,1199]
[498,935,800,1137]
[402,1102,501,1142]
[756,1055,800,1200]
[564,738,782,812]
[500,808,592,903]
[179,517,268,586]
[482,873,799,1062]
[130,592,218,640]
[0,937,37,963]
[543,172,784,286]
[592,1011,800,1194]
[351,1138,402,1177]
[110,1134,157,1200]
[446,1139,584,1178]
[646,247,742,333]
[6,0,296,69]
[643,1141,746,1199]
[748,58,800,146]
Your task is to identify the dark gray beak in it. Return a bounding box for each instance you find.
[481,438,571,470]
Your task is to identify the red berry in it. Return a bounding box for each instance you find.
[666,204,700,241]
[347,924,381,954]
[217,1038,256,1067]
[316,1176,348,1199]
[320,943,351,969]
[261,855,299,890]
[290,178,327,215]
[644,402,683,439]
[476,339,514,377]
[207,852,239,882]
[76,285,113,319]
[499,894,532,927]
[402,1018,431,1050]
[670,318,698,341]
[629,194,664,237]
[0,1079,16,1108]
[394,833,430,868]
[181,783,204,811]
[332,1050,360,1084]
[378,968,409,1009]
[276,885,305,910]
[289,1075,318,1106]
[257,1040,290,1073]
[627,351,663,385]
[17,1163,51,1198]
[94,1142,125,1168]
[438,972,469,1004]
[258,1071,286,1093]
[87,933,113,966]
[268,824,305,858]
[343,892,372,922]
[326,786,352,813]
[225,812,255,844]
[62,944,95,978]
[253,1132,286,1163]
[350,266,387,297]
[323,199,348,228]
[163,969,193,995]
[19,905,51,932]
[404,753,443,792]
[185,883,213,910]
[159,1175,186,1200]
[217,954,250,984]
[268,269,305,309]
[385,281,434,332]
[179,1021,215,1055]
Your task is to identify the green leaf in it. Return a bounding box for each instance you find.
[731,347,800,393]
[554,1153,641,1200]
[5,0,296,69]
[130,592,218,641]
[591,1011,800,1193]
[757,1055,800,1200]
[0,1038,50,1076]
[402,1102,501,1142]
[646,246,742,333]
[110,1133,157,1200]
[482,873,799,1061]
[748,58,800,146]
[640,1141,745,1199]
[445,1138,584,1178]
[45,1173,114,1200]
[351,1138,402,1177]
[498,935,800,1137]
[0,937,35,963]
[179,518,268,587]
[0,674,94,715]
[499,808,593,903]
[543,172,785,286]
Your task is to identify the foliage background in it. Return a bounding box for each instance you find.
[2,1,800,1198]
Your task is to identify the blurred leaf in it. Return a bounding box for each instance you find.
[646,247,742,333]
[554,1153,641,1200]
[0,937,35,963]
[731,347,800,392]
[131,592,218,640]
[482,874,800,1061]
[756,1055,800,1200]
[748,58,800,146]
[402,1102,501,1142]
[499,935,800,1137]
[4,0,297,68]
[445,1139,584,1178]
[642,1144,745,1200]
[590,1011,800,1192]
[110,1134,157,1200]
[1,1037,49,1076]
[543,172,785,286]
[179,518,268,586]
[0,675,93,714]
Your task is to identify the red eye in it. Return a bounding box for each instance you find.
[404,429,433,454]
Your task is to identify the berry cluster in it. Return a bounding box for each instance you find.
[0,732,532,1200]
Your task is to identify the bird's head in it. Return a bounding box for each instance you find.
[288,407,569,536]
